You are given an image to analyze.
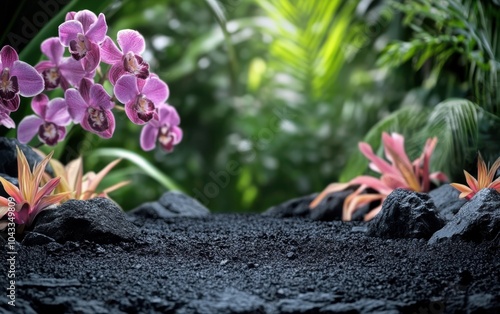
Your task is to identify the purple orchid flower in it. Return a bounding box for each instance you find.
[0,106,15,128]
[0,45,44,112]
[17,94,71,146]
[114,74,169,124]
[140,104,182,152]
[65,78,115,138]
[58,10,108,72]
[100,30,150,85]
[35,37,86,91]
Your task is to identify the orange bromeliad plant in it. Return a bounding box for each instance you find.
[450,153,500,199]
[310,132,448,221]
[0,147,70,232]
[40,155,130,201]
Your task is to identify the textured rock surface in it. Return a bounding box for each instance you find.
[1,214,498,313]
[32,198,140,244]
[429,184,467,221]
[0,137,53,178]
[367,189,445,239]
[263,190,354,221]
[262,193,316,218]
[429,188,500,244]
[129,191,210,219]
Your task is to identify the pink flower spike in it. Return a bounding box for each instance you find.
[18,94,71,145]
[65,78,115,138]
[114,74,168,124]
[140,104,182,152]
[0,45,44,112]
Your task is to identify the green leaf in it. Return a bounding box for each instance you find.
[90,148,184,193]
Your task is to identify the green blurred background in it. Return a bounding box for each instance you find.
[1,0,499,212]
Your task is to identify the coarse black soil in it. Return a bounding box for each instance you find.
[1,214,499,313]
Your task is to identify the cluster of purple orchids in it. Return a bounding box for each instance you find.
[0,10,182,152]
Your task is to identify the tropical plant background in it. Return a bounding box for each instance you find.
[1,0,499,212]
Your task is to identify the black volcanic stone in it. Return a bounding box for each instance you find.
[309,190,352,221]
[32,198,140,244]
[129,191,210,219]
[429,184,467,221]
[367,189,445,239]
[0,214,499,313]
[0,137,53,178]
[263,189,354,221]
[263,193,316,218]
[429,188,500,244]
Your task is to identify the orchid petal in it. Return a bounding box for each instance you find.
[1,95,20,112]
[11,61,44,97]
[100,36,123,64]
[74,10,97,33]
[0,45,19,68]
[0,111,15,128]
[107,63,126,85]
[34,60,55,74]
[114,74,139,104]
[85,13,107,43]
[140,123,159,151]
[58,58,86,87]
[58,20,83,46]
[41,37,64,65]
[142,77,169,104]
[117,29,145,55]
[65,88,87,123]
[159,105,180,126]
[45,98,71,125]
[31,94,49,117]
[17,116,43,144]
[90,84,112,109]
[81,41,101,73]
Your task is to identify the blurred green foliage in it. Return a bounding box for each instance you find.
[1,0,499,212]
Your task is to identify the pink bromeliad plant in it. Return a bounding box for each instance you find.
[310,132,448,221]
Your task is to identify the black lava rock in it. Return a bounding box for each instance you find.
[263,193,316,218]
[184,288,267,314]
[367,189,445,239]
[21,232,56,246]
[32,198,140,244]
[0,137,53,178]
[129,191,210,219]
[263,189,354,221]
[429,184,467,221]
[429,188,500,244]
[309,189,352,221]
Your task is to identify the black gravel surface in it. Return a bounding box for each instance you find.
[1,214,499,313]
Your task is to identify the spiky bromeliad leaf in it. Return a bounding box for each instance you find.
[339,106,428,182]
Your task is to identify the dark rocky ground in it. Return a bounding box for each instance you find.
[1,209,499,313]
[0,138,499,313]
